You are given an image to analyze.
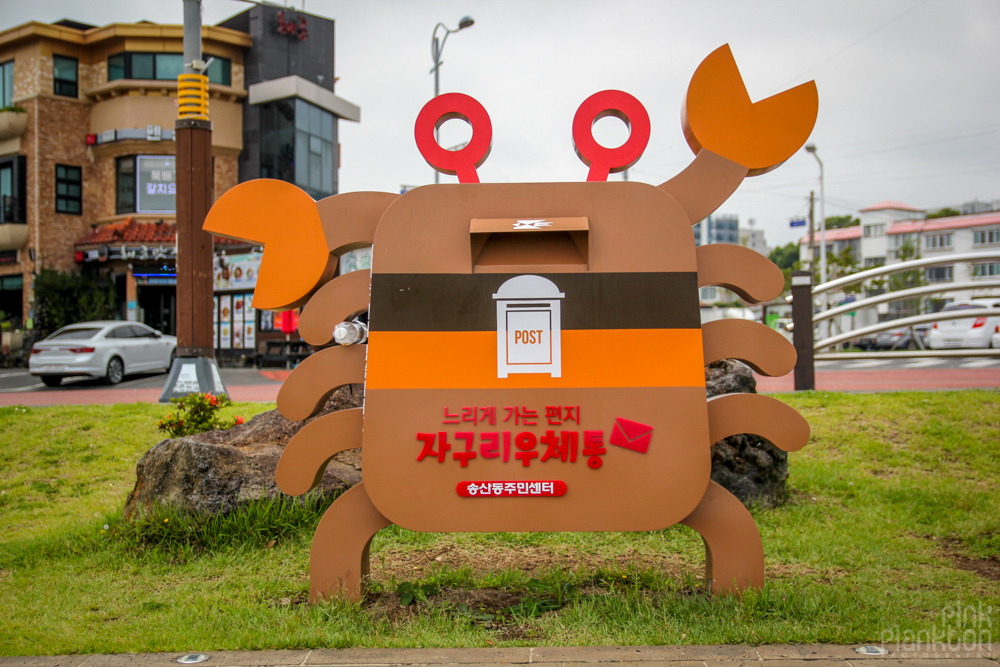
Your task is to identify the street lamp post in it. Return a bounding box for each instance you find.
[430,16,474,184]
[805,144,827,344]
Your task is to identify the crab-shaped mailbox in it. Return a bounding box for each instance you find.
[204,44,817,603]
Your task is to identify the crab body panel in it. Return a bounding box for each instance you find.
[202,43,818,603]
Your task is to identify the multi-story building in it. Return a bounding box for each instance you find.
[0,6,359,361]
[798,201,1000,327]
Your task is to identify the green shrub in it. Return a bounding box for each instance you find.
[158,392,243,437]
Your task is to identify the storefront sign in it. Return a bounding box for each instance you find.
[136,156,176,214]
[214,253,260,291]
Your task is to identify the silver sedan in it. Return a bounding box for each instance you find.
[29,321,177,387]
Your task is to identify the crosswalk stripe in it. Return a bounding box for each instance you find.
[904,359,947,368]
[846,359,893,368]
[815,360,836,367]
[959,359,1000,368]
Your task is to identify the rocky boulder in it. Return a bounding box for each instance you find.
[705,359,788,508]
[123,385,363,519]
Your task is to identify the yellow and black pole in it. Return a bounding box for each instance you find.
[161,0,228,401]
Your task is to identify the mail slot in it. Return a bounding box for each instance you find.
[493,275,564,378]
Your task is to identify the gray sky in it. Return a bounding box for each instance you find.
[5,0,999,248]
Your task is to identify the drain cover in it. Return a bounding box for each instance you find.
[176,654,209,664]
[855,646,889,656]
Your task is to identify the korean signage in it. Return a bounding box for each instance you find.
[214,253,261,291]
[136,156,176,214]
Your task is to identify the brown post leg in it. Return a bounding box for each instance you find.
[310,482,392,603]
[679,480,765,595]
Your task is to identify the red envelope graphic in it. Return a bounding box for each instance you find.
[609,417,653,453]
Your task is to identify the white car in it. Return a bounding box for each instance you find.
[29,321,177,387]
[992,324,1000,350]
[928,299,1000,349]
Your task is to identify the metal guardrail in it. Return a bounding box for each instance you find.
[814,279,1000,323]
[812,250,1000,296]
[815,349,1000,360]
[814,308,1000,350]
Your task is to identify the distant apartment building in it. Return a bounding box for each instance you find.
[694,213,771,305]
[0,6,359,360]
[798,200,1000,325]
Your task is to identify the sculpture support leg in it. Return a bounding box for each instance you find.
[310,482,392,603]
[679,480,764,595]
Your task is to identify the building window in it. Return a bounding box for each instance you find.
[260,98,337,199]
[53,55,78,98]
[972,262,1000,279]
[864,257,886,268]
[0,156,26,224]
[863,223,885,238]
[116,156,136,215]
[107,52,231,85]
[924,233,953,250]
[972,228,1000,246]
[925,266,953,283]
[0,60,13,107]
[699,286,717,301]
[55,165,82,214]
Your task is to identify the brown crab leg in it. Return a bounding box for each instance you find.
[277,345,367,421]
[309,482,392,603]
[658,150,748,225]
[679,480,764,595]
[316,191,398,253]
[298,269,372,346]
[702,320,796,377]
[696,244,785,304]
[275,408,363,496]
[708,393,810,452]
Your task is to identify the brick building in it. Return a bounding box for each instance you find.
[0,6,359,361]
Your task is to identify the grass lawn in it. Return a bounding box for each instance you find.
[0,391,997,655]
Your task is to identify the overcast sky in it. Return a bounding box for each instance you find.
[5,0,999,248]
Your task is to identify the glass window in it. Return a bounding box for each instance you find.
[49,327,100,340]
[53,55,78,97]
[155,54,185,80]
[0,164,11,223]
[863,223,885,238]
[260,100,296,183]
[972,262,1000,279]
[55,164,82,214]
[924,233,952,250]
[107,54,125,81]
[925,266,953,283]
[205,56,231,86]
[0,60,13,107]
[116,156,136,215]
[973,228,1000,246]
[132,53,154,79]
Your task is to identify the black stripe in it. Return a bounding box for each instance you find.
[370,273,700,331]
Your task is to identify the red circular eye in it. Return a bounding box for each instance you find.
[572,90,650,182]
[414,93,493,184]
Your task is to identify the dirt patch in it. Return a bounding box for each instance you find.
[926,535,1000,582]
[949,554,1000,581]
[369,543,693,584]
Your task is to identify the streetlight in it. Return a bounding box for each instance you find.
[804,144,825,285]
[805,143,827,344]
[430,16,474,183]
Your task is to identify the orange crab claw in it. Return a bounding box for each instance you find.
[682,44,818,176]
[203,179,332,310]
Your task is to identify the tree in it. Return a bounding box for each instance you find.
[826,245,863,295]
[824,215,860,229]
[33,269,117,337]
[926,207,960,219]
[888,241,925,318]
[768,241,802,294]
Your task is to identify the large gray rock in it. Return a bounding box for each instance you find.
[705,359,788,508]
[123,385,363,519]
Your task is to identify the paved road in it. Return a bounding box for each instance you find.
[1,355,997,406]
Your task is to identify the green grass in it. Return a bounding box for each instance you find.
[0,392,998,654]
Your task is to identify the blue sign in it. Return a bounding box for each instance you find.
[789,218,806,228]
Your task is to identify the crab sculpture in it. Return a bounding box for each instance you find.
[204,44,817,603]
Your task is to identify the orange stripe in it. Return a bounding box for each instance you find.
[366,329,704,389]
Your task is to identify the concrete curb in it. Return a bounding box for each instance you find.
[1,645,995,667]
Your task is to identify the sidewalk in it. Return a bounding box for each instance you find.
[1,644,995,667]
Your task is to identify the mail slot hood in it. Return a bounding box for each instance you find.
[470,217,589,272]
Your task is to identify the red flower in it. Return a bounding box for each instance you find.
[235,416,244,425]
[208,394,218,406]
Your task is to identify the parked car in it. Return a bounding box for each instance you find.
[992,325,1000,350]
[927,299,1000,349]
[872,325,931,350]
[29,321,176,387]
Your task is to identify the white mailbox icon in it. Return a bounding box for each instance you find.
[493,275,565,378]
